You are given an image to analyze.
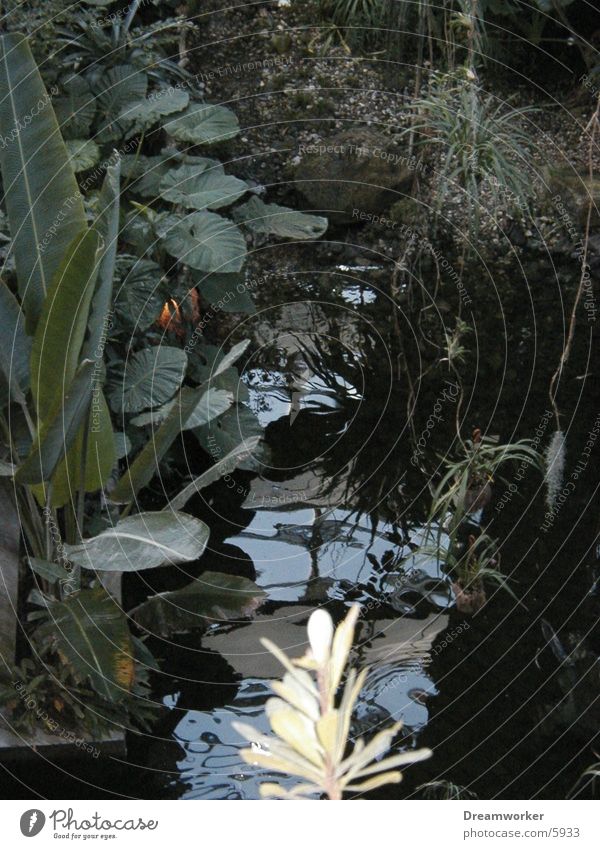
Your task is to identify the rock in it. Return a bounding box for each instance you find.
[293,129,415,221]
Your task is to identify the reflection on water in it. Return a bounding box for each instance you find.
[149,276,459,799]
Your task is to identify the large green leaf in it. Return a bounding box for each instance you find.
[124,88,190,134]
[158,211,247,273]
[233,196,328,240]
[64,511,210,572]
[130,387,233,428]
[65,139,101,172]
[168,436,261,511]
[54,75,96,138]
[0,35,87,332]
[33,587,134,700]
[193,404,264,471]
[121,153,180,199]
[30,228,101,423]
[110,385,205,503]
[43,390,116,509]
[0,278,31,405]
[83,160,121,362]
[109,346,187,414]
[160,163,247,210]
[164,103,240,144]
[130,571,265,636]
[15,359,96,485]
[94,65,148,141]
[113,256,165,330]
[192,271,256,315]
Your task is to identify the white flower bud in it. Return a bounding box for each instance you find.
[307,609,334,665]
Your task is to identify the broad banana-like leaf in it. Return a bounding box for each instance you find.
[0,34,87,332]
[109,346,187,414]
[110,385,206,503]
[46,391,115,508]
[0,278,31,405]
[158,211,247,273]
[64,511,210,572]
[233,196,328,240]
[30,228,101,423]
[33,586,134,700]
[15,359,95,485]
[83,160,121,361]
[130,571,265,636]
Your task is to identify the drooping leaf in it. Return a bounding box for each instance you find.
[167,435,261,511]
[65,139,101,172]
[165,103,240,144]
[64,511,210,572]
[47,390,116,508]
[233,196,328,240]
[28,557,70,584]
[109,346,187,414]
[83,160,121,361]
[110,385,206,503]
[130,387,233,428]
[193,404,264,471]
[0,279,31,405]
[33,586,134,700]
[30,228,101,423]
[159,163,247,210]
[15,359,96,485]
[210,339,250,379]
[158,211,247,273]
[130,571,265,636]
[0,35,87,332]
[113,256,165,330]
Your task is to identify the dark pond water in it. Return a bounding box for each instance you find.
[3,248,599,800]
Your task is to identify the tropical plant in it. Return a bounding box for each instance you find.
[416,429,544,612]
[233,605,431,799]
[38,0,328,319]
[0,33,266,738]
[406,71,536,236]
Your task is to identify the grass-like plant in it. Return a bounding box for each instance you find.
[407,72,536,235]
[417,430,544,612]
[234,606,431,799]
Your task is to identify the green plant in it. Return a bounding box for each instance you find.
[0,33,266,739]
[407,72,536,236]
[234,606,431,799]
[416,430,543,611]
[39,1,327,320]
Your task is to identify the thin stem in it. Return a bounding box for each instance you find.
[548,95,599,429]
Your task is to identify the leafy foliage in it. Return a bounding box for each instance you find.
[234,606,431,799]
